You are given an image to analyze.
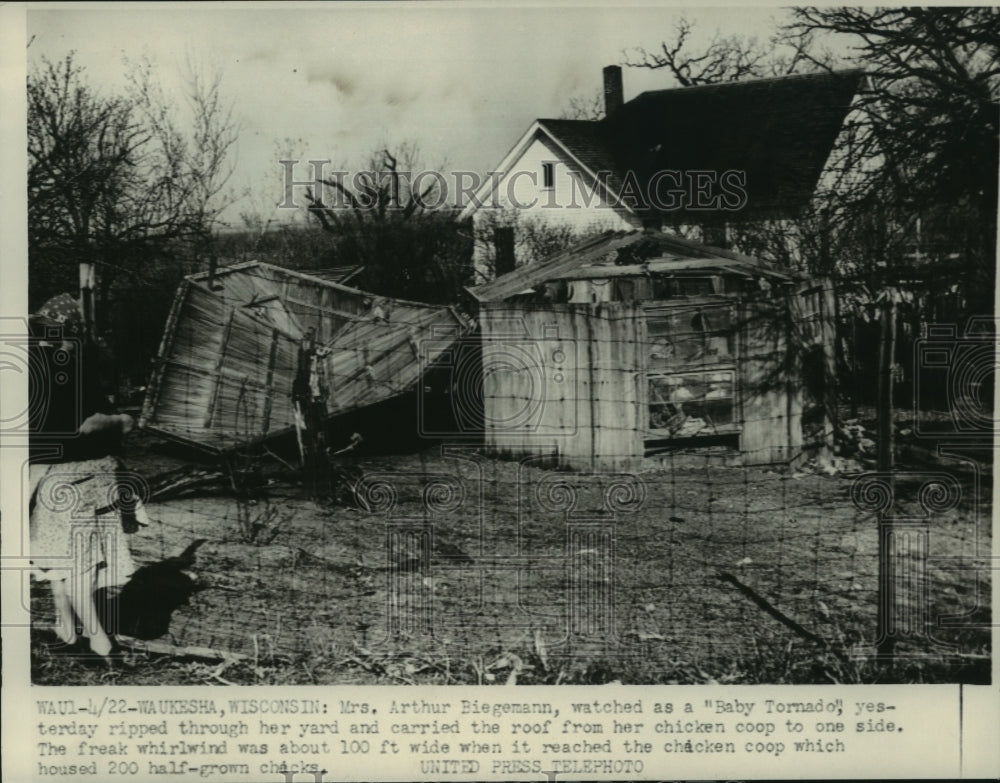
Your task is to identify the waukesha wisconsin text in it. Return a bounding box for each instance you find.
[36,697,324,720]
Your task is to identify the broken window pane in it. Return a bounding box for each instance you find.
[648,370,735,437]
[646,305,733,370]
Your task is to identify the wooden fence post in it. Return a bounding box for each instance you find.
[79,261,96,346]
[293,328,330,499]
[876,293,897,660]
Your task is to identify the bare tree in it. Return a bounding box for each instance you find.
[28,53,239,309]
[624,11,997,286]
[624,16,827,85]
[623,9,998,431]
[28,55,149,273]
[785,7,999,304]
[124,53,239,270]
[560,89,605,121]
[28,52,240,392]
[302,144,473,304]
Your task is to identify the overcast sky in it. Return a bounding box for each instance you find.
[26,3,803,226]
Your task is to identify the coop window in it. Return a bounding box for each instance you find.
[648,370,736,438]
[651,276,717,298]
[646,304,734,370]
[542,162,554,189]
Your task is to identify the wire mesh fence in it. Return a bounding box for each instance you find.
[23,263,992,683]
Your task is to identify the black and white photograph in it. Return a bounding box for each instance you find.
[1,2,998,780]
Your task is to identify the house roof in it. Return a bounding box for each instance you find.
[468,228,799,303]
[462,69,863,223]
[612,69,864,220]
[534,119,629,204]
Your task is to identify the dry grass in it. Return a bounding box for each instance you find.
[31,430,991,686]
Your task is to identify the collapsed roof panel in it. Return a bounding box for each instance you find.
[140,261,469,453]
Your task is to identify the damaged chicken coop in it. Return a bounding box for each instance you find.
[140,261,470,455]
[469,229,836,469]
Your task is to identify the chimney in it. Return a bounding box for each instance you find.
[603,65,623,118]
[493,226,516,277]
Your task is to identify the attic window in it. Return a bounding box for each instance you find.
[542,162,554,189]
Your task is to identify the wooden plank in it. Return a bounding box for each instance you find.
[202,308,237,428]
[260,328,281,435]
[143,425,224,455]
[116,635,246,662]
[140,280,190,428]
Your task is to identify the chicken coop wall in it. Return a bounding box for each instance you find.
[481,293,810,469]
[480,301,643,471]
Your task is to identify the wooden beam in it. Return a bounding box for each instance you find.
[260,328,281,435]
[116,635,246,662]
[203,309,237,428]
[140,281,190,429]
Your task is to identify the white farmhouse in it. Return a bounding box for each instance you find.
[461,65,864,280]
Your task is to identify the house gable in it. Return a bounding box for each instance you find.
[459,121,636,227]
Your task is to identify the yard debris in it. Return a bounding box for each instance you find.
[534,629,549,672]
[816,453,865,476]
[114,636,247,663]
[717,571,848,662]
[485,653,527,686]
[795,451,866,477]
[835,419,876,458]
[147,464,227,502]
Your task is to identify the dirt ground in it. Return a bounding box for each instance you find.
[31,419,991,686]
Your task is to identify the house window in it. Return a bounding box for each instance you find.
[541,162,554,189]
